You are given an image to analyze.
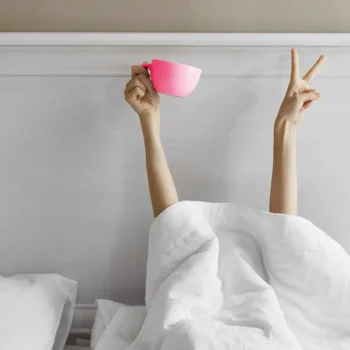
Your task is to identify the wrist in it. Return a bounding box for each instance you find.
[274,115,296,133]
[274,116,296,148]
[139,113,161,141]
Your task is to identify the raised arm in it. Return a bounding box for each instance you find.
[270,49,326,215]
[124,65,179,217]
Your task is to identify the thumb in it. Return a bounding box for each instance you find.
[299,90,321,102]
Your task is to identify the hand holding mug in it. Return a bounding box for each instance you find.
[124,65,160,119]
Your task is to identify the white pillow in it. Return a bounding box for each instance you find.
[0,274,77,350]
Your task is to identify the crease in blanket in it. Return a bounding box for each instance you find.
[92,201,350,350]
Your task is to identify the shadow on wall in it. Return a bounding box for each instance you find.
[166,83,260,203]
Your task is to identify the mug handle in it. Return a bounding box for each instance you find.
[141,62,152,70]
[141,62,152,75]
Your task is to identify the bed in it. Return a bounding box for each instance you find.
[1,33,350,348]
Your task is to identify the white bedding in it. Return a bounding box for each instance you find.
[92,201,350,350]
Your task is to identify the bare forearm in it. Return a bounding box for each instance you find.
[140,115,179,217]
[270,118,297,215]
[269,49,325,214]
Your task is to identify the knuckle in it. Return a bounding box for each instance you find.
[136,74,145,82]
[131,78,141,87]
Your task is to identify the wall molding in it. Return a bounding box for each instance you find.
[0,33,349,77]
[1,32,350,46]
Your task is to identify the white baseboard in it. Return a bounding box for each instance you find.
[70,304,96,337]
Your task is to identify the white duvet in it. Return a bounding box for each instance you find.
[93,201,350,350]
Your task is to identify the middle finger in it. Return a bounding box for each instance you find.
[303,55,326,83]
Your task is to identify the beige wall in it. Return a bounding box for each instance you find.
[0,0,348,32]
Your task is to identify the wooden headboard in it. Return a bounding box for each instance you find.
[1,33,349,310]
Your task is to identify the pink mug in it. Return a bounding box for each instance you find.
[141,59,201,98]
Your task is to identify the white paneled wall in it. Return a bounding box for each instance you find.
[0,34,349,304]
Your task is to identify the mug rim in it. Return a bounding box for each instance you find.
[151,58,201,72]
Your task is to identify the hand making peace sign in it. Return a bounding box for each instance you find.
[277,48,326,125]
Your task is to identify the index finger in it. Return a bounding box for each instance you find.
[132,65,150,78]
[290,48,299,82]
[303,55,326,83]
